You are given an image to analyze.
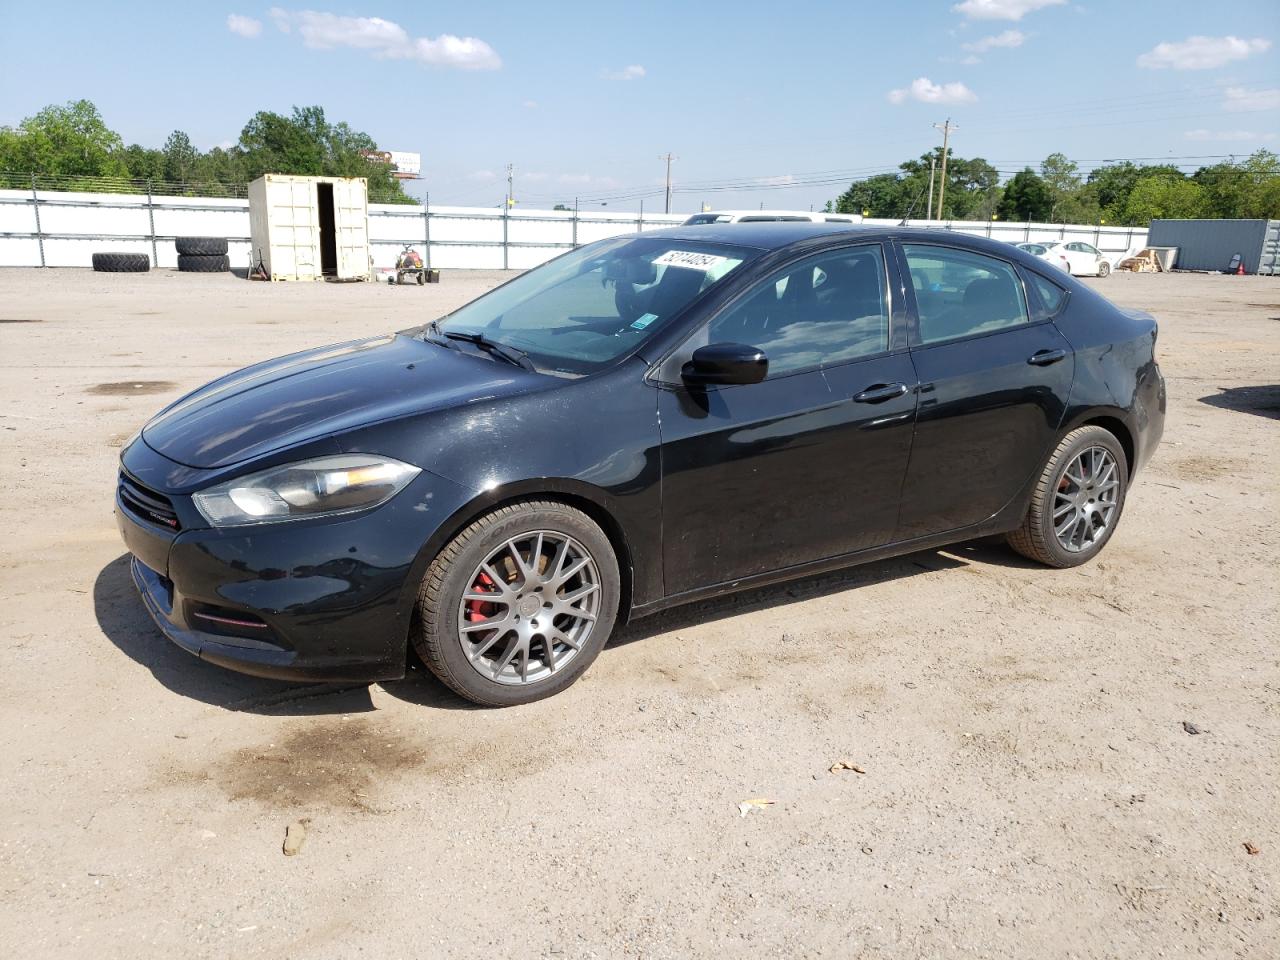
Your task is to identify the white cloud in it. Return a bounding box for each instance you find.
[1137,36,1270,70]
[1184,128,1276,142]
[466,170,497,181]
[602,64,646,81]
[227,14,263,38]
[887,77,978,105]
[268,9,501,69]
[959,55,982,65]
[952,0,1064,21]
[962,29,1026,53]
[1224,86,1280,111]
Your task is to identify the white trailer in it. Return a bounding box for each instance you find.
[247,174,371,281]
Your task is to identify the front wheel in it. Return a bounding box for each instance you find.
[414,501,620,706]
[1007,426,1128,568]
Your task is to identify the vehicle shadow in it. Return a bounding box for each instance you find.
[94,553,378,715]
[1198,384,1280,420]
[97,538,1035,712]
[609,537,1033,647]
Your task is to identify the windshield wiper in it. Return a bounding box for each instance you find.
[441,329,536,371]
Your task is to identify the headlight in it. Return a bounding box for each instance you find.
[192,454,421,527]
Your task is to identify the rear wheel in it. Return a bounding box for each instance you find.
[1097,260,1111,278]
[1007,426,1128,568]
[414,501,620,706]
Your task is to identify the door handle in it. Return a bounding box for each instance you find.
[1027,348,1067,366]
[854,382,909,404]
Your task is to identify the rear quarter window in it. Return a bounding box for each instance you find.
[1026,270,1068,322]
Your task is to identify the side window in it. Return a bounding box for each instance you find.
[1026,270,1067,322]
[686,245,890,379]
[1081,243,1099,256]
[903,244,1029,345]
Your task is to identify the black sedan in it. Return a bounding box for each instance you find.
[116,224,1165,706]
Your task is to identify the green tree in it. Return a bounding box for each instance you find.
[997,168,1053,221]
[1040,152,1081,222]
[162,130,199,183]
[1122,176,1205,224]
[1086,162,1186,224]
[836,173,908,217]
[0,99,127,181]
[121,143,165,181]
[238,106,410,202]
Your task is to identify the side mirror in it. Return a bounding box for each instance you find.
[681,342,768,386]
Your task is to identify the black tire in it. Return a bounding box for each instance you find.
[175,237,228,256]
[416,270,426,285]
[92,252,150,273]
[414,500,620,706]
[1007,425,1128,568]
[177,254,230,273]
[1097,260,1111,278]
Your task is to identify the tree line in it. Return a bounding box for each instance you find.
[831,149,1280,226]
[0,99,413,203]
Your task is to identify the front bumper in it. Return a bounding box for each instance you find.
[115,449,470,684]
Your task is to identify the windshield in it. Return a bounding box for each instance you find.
[433,236,753,376]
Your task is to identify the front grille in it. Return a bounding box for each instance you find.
[119,473,180,530]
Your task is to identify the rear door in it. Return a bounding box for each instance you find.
[332,179,371,279]
[894,242,1074,539]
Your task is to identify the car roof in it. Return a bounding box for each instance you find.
[642,222,1027,255]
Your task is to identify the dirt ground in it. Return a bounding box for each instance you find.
[0,266,1276,960]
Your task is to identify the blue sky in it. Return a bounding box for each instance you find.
[2,0,1277,210]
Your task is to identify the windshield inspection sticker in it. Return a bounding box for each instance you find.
[652,250,729,272]
[630,312,660,330]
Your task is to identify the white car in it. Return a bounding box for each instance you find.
[1039,240,1112,277]
[1016,242,1072,273]
[683,209,861,225]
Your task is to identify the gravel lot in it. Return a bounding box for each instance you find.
[1,267,1276,959]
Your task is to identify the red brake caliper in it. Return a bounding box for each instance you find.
[466,570,498,622]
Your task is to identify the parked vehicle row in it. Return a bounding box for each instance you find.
[116,224,1164,706]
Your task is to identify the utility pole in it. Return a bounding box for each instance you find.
[931,119,956,220]
[926,156,936,221]
[660,153,675,214]
[506,162,514,208]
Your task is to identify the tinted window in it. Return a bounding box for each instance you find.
[696,244,890,377]
[738,215,812,222]
[441,237,749,376]
[825,216,854,223]
[904,244,1029,344]
[1020,243,1047,255]
[1027,271,1067,321]
[684,214,732,225]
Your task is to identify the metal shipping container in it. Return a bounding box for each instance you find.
[247,174,371,281]
[1147,218,1280,276]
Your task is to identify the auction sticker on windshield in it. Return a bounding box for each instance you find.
[653,250,729,272]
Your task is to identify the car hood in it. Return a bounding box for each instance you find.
[142,333,542,469]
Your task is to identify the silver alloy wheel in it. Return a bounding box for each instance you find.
[1053,445,1120,553]
[457,531,601,685]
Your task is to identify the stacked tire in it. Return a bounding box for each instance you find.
[92,252,150,273]
[176,237,229,273]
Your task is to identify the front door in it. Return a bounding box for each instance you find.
[657,243,918,594]
[894,242,1075,539]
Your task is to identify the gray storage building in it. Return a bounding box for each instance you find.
[1146,219,1279,275]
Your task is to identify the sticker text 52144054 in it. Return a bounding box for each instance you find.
[652,250,729,272]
